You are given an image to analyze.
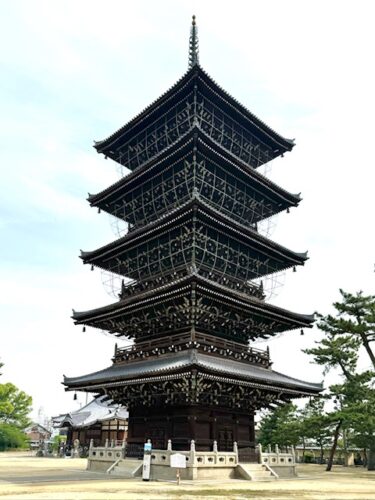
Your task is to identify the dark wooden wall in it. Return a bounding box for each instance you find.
[127,406,255,453]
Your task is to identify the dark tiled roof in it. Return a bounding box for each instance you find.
[95,66,294,155]
[89,127,300,207]
[64,350,322,394]
[81,196,307,265]
[72,272,314,328]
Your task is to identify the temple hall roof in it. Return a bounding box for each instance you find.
[52,395,128,429]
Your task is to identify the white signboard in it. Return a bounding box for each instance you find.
[142,454,151,481]
[170,453,187,468]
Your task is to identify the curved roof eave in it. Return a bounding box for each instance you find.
[89,126,300,208]
[94,65,294,155]
[71,272,315,328]
[63,350,322,394]
[80,196,308,265]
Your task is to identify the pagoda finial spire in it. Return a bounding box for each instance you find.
[188,15,199,69]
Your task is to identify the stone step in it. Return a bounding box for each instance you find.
[108,460,142,477]
[236,463,277,481]
[240,464,265,471]
[250,470,272,476]
[115,460,141,469]
[253,476,277,481]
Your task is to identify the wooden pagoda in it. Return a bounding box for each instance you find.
[64,17,322,460]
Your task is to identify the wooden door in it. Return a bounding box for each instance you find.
[218,428,233,451]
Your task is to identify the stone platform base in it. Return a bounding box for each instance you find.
[150,464,237,481]
[86,444,297,481]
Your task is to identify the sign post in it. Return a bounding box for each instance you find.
[142,441,152,481]
[170,453,187,485]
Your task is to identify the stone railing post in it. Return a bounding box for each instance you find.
[275,444,279,464]
[258,443,263,463]
[111,439,115,448]
[267,444,271,453]
[291,445,295,464]
[190,439,196,464]
[104,439,109,449]
[213,440,218,464]
[89,439,94,450]
[167,439,172,451]
[233,441,238,463]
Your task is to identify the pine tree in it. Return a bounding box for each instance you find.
[317,290,375,369]
[304,290,375,471]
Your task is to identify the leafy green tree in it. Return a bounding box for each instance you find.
[258,403,301,449]
[0,383,32,429]
[299,398,332,463]
[0,423,28,451]
[342,372,375,469]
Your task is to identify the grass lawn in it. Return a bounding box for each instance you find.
[0,452,374,499]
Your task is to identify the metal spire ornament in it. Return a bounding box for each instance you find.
[188,15,199,68]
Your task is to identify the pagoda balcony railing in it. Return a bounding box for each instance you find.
[119,270,265,301]
[113,331,271,367]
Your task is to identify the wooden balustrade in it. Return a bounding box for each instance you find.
[113,332,270,367]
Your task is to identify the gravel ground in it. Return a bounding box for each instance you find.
[0,453,374,499]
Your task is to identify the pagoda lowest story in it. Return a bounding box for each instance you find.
[63,18,322,465]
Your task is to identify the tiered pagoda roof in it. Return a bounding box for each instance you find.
[89,128,301,229]
[80,196,307,288]
[64,18,322,441]
[94,66,294,171]
[72,272,314,343]
[64,351,321,398]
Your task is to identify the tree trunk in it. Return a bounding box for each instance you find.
[320,443,324,464]
[363,448,368,468]
[360,334,375,370]
[326,420,342,472]
[368,444,375,471]
[342,428,348,467]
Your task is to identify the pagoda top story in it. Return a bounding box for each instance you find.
[93,18,294,173]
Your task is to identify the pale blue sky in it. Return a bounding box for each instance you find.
[1,0,374,419]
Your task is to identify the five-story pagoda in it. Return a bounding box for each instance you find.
[64,17,322,459]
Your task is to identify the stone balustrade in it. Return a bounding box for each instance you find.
[150,440,238,468]
[87,439,294,468]
[259,443,296,466]
[88,438,125,461]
